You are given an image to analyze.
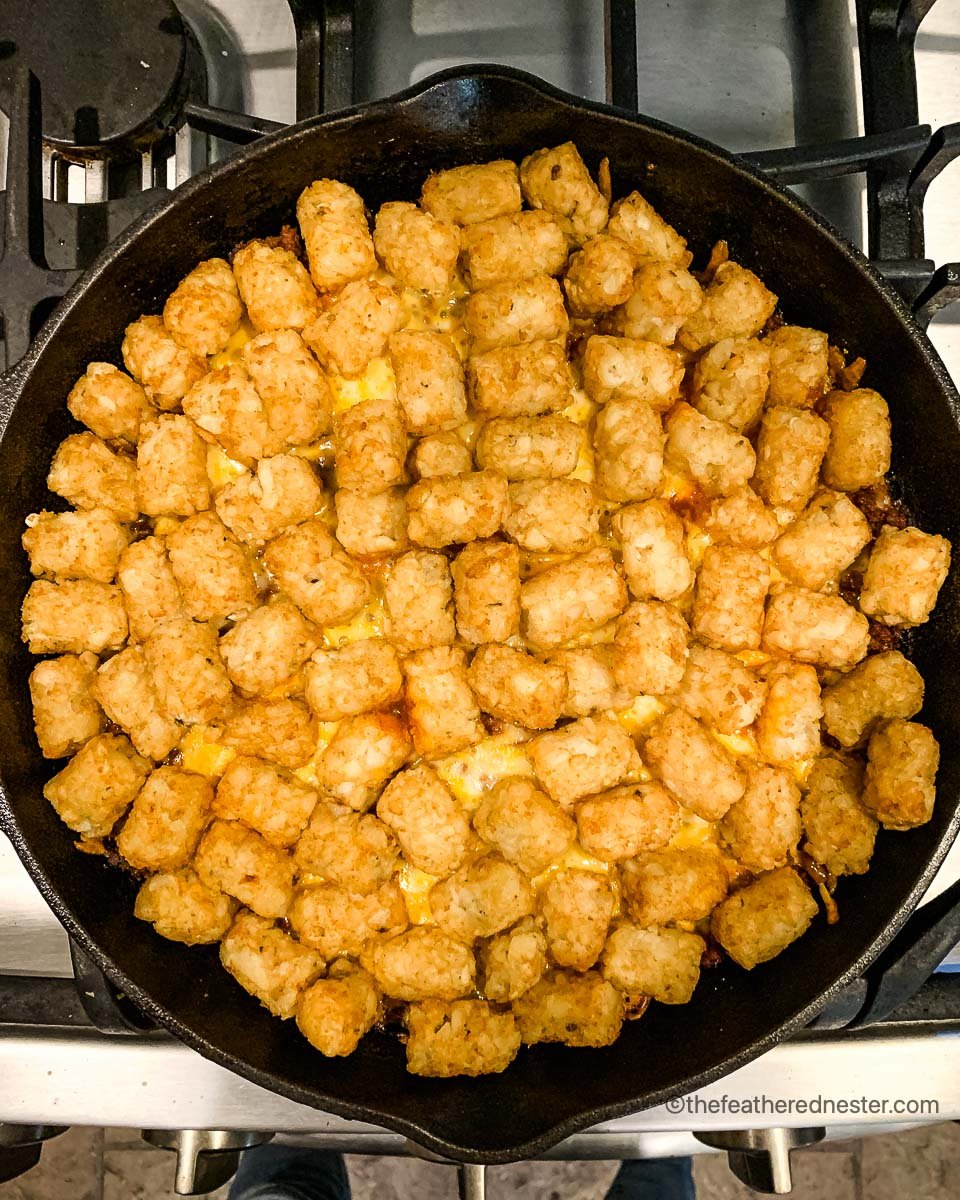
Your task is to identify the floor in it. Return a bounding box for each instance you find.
[0,1122,956,1199]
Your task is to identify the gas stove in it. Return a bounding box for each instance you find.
[1,2,960,1196]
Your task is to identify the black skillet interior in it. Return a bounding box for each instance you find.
[1,68,959,1163]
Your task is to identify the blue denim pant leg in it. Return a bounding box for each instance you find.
[604,1155,695,1200]
[228,1145,351,1200]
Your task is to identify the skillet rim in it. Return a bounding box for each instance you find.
[1,63,959,1163]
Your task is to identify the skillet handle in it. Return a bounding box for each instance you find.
[457,1164,485,1200]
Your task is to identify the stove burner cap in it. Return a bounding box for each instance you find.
[0,0,191,154]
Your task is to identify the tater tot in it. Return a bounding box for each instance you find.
[29,652,103,759]
[297,963,381,1057]
[575,781,679,861]
[467,338,574,419]
[220,910,322,1017]
[464,274,568,354]
[403,645,484,757]
[383,549,455,653]
[468,642,568,729]
[241,328,332,445]
[121,314,206,410]
[296,178,377,291]
[710,867,817,970]
[862,718,939,830]
[431,855,535,942]
[801,752,876,876]
[503,478,599,553]
[94,645,180,761]
[663,403,755,498]
[377,763,471,877]
[220,599,317,697]
[21,579,128,655]
[678,260,777,352]
[420,160,521,226]
[479,917,547,1002]
[215,454,324,547]
[291,883,407,959]
[23,508,128,584]
[405,998,521,1078]
[461,210,568,290]
[514,970,624,1048]
[607,262,702,346]
[264,518,370,624]
[221,696,318,768]
[615,500,693,602]
[541,869,615,970]
[213,755,317,848]
[690,337,770,431]
[333,486,408,557]
[406,470,508,548]
[762,587,869,670]
[520,547,628,650]
[365,926,475,1001]
[772,490,871,591]
[48,433,138,522]
[755,660,823,766]
[163,257,242,357]
[144,616,232,724]
[451,539,521,644]
[529,714,641,807]
[601,925,704,1005]
[333,396,407,495]
[620,847,728,926]
[548,646,631,717]
[753,406,830,511]
[411,432,473,479]
[821,388,891,491]
[166,511,259,625]
[473,777,575,875]
[135,868,236,945]
[595,396,665,503]
[612,600,689,697]
[765,325,829,408]
[388,330,466,436]
[43,733,149,837]
[305,639,403,721]
[231,239,319,332]
[373,201,460,293]
[303,280,403,378]
[295,801,398,894]
[606,190,690,266]
[195,819,295,918]
[136,416,210,518]
[563,235,636,316]
[117,765,212,871]
[720,763,801,872]
[67,362,152,443]
[821,650,924,748]
[580,335,683,410]
[859,525,951,628]
[643,709,745,821]
[692,545,770,652]
[317,711,412,811]
[671,644,765,735]
[475,415,581,480]
[116,536,183,642]
[519,142,608,244]
[703,486,780,549]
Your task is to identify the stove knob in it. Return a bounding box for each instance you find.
[141,1130,274,1195]
[0,1125,68,1185]
[694,1126,826,1194]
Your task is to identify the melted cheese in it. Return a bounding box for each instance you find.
[180,726,235,780]
[432,727,534,811]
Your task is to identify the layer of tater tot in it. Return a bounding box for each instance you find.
[765,325,829,408]
[821,650,924,749]
[135,868,237,945]
[304,280,403,378]
[43,733,149,837]
[563,235,636,316]
[689,336,770,431]
[473,777,575,876]
[607,190,690,266]
[451,539,521,644]
[296,179,377,291]
[48,433,139,521]
[678,260,777,352]
[121,314,205,411]
[220,909,322,1018]
[23,508,128,584]
[710,867,817,970]
[403,645,483,757]
[163,257,242,358]
[613,599,689,697]
[94,644,180,761]
[671,644,765,735]
[581,336,683,411]
[862,719,939,830]
[305,639,402,721]
[214,754,318,848]
[821,388,891,491]
[541,869,615,971]
[373,201,460,293]
[411,432,473,479]
[548,646,632,717]
[221,697,318,769]
[67,362,152,443]
[421,160,521,226]
[430,855,535,942]
[215,454,324,547]
[405,999,521,1077]
[377,763,471,877]
[462,210,567,290]
[479,918,547,1002]
[241,328,331,445]
[620,847,728,926]
[859,525,951,627]
[643,709,745,821]
[467,338,574,419]
[291,882,407,959]
[575,782,680,862]
[389,330,466,436]
[116,536,183,641]
[407,471,508,548]
[317,711,412,811]
[692,545,770,653]
[231,239,319,332]
[663,403,755,498]
[464,274,568,354]
[772,490,871,591]
[755,660,823,766]
[29,652,103,759]
[607,262,702,346]
[762,587,869,670]
[383,549,455,653]
[520,547,628,650]
[601,925,704,1005]
[295,801,398,894]
[137,416,210,518]
[364,926,475,1001]
[614,499,693,602]
[519,142,608,244]
[117,765,212,871]
[166,511,259,625]
[503,478,599,553]
[220,598,317,697]
[144,616,232,724]
[333,486,408,557]
[333,396,407,496]
[595,396,665,503]
[703,486,779,549]
[529,714,641,807]
[264,518,370,625]
[475,415,581,480]
[195,819,295,918]
[514,970,624,1048]
[468,642,568,729]
[297,962,381,1057]
[753,406,830,511]
[720,763,801,872]
[801,752,876,876]
[22,579,128,655]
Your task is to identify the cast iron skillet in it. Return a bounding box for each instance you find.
[1,67,960,1164]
